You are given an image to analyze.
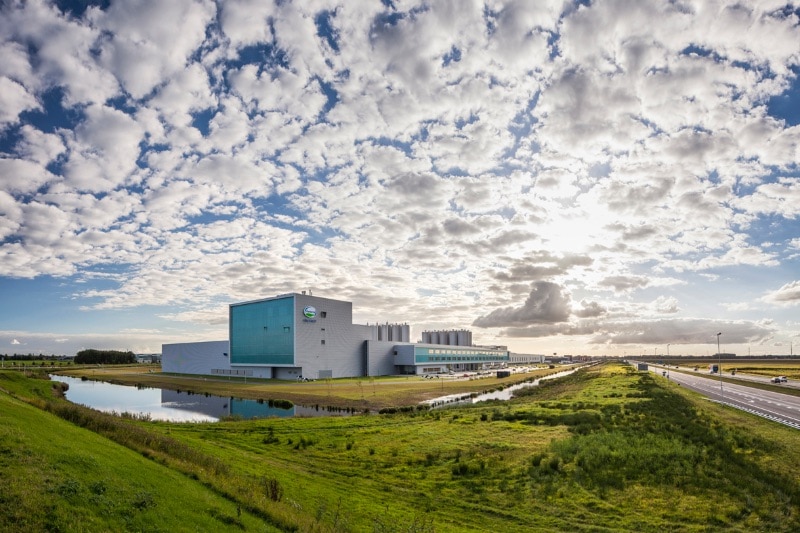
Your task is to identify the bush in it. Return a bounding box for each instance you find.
[261,477,283,502]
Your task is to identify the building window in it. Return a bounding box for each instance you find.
[321,339,326,345]
[321,311,327,318]
[283,326,291,332]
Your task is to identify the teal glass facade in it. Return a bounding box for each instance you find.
[230,296,295,365]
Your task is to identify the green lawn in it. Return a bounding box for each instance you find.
[0,372,274,532]
[3,363,800,531]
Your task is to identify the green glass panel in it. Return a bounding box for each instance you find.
[230,297,294,365]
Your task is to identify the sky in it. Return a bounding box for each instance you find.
[1,0,799,359]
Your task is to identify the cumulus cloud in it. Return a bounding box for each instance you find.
[1,0,800,355]
[574,300,607,318]
[473,281,572,328]
[763,281,800,305]
[0,77,39,126]
[92,0,216,100]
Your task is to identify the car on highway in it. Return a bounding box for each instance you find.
[771,376,788,383]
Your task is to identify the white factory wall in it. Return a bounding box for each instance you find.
[162,340,229,375]
[293,294,366,379]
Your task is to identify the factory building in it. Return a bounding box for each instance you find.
[162,293,509,379]
[509,353,546,364]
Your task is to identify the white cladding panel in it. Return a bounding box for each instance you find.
[365,340,399,376]
[162,340,229,375]
[293,294,366,378]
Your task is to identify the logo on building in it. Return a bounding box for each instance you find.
[303,306,317,319]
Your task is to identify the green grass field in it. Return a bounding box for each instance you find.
[3,363,800,531]
[0,371,274,532]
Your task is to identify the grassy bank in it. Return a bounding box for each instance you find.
[0,371,273,532]
[4,363,800,531]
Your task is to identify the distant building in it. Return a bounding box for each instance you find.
[509,353,545,364]
[136,353,161,364]
[162,293,509,379]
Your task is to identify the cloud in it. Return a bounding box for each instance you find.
[0,76,39,126]
[588,318,775,346]
[763,281,800,305]
[1,0,800,356]
[63,104,145,192]
[599,275,650,292]
[574,300,607,318]
[651,296,679,314]
[473,281,572,328]
[93,0,216,100]
[498,317,775,347]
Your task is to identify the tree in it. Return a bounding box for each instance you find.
[74,349,136,365]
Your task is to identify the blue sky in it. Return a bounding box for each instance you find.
[1,0,799,358]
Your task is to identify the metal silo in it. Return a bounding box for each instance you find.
[448,331,458,345]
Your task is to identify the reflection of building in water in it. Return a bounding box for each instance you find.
[160,389,352,420]
[161,389,231,419]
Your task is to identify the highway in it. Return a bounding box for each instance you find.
[641,364,800,429]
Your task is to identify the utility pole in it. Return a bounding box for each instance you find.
[717,332,723,405]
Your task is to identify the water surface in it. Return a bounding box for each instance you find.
[52,374,351,422]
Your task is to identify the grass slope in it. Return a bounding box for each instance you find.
[0,372,273,532]
[4,363,800,531]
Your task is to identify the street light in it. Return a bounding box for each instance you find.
[666,344,670,379]
[717,332,723,404]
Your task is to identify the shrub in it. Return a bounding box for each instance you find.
[261,477,283,502]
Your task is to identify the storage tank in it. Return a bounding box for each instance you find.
[448,331,458,345]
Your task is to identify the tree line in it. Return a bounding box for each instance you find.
[1,354,69,360]
[74,349,137,365]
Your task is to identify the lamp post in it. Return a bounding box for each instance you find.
[717,332,723,404]
[666,344,670,379]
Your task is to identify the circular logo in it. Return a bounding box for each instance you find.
[303,306,317,319]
